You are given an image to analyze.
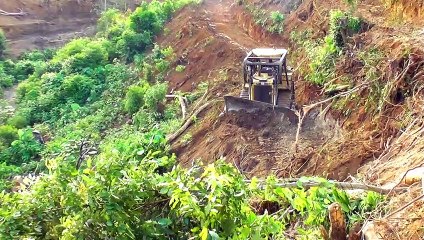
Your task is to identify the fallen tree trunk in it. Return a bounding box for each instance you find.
[166,95,188,119]
[166,100,217,143]
[245,179,407,194]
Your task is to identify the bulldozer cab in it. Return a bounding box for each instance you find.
[243,48,294,108]
[224,48,297,123]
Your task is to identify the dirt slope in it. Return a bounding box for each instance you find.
[0,0,97,56]
[159,0,424,238]
[159,0,339,178]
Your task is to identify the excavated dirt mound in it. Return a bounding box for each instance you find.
[175,106,338,178]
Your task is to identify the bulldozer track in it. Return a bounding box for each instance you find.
[277,90,292,108]
[240,89,249,99]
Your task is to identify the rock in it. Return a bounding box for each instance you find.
[362,221,383,240]
[403,167,424,186]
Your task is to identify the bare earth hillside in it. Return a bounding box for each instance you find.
[1,0,422,238]
[0,0,97,56]
[157,0,424,238]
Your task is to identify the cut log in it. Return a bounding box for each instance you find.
[328,202,347,240]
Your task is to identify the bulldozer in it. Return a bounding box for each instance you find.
[224,48,297,123]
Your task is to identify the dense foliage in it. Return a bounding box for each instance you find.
[0,0,198,191]
[291,10,363,86]
[0,28,5,59]
[0,2,385,239]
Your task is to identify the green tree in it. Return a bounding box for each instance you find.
[125,85,147,114]
[130,8,163,34]
[61,74,96,104]
[0,28,6,58]
[0,125,18,149]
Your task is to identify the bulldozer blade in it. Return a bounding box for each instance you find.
[224,96,298,124]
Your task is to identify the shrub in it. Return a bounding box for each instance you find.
[116,29,153,61]
[0,162,21,191]
[7,114,29,129]
[133,109,156,129]
[0,128,43,165]
[125,85,147,114]
[0,69,13,88]
[0,125,18,148]
[16,81,41,102]
[19,49,55,62]
[269,11,285,34]
[329,10,362,48]
[97,8,122,35]
[60,75,96,104]
[13,60,37,81]
[130,8,163,34]
[144,82,168,112]
[306,36,339,85]
[53,38,109,72]
[0,29,6,58]
[175,65,186,72]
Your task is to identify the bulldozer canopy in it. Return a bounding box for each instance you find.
[251,48,287,58]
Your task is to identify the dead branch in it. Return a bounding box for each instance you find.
[166,100,218,143]
[292,84,367,152]
[0,9,28,16]
[166,95,188,119]
[188,85,210,118]
[245,178,407,194]
[384,194,424,219]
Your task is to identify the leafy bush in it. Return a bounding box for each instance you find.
[144,82,168,112]
[0,128,43,165]
[53,38,109,72]
[305,36,339,85]
[97,8,123,34]
[7,114,29,129]
[0,162,21,190]
[13,60,37,81]
[175,65,186,72]
[133,109,156,129]
[0,69,14,88]
[130,7,163,34]
[268,11,285,34]
[0,149,384,239]
[0,28,6,58]
[125,85,147,114]
[116,29,153,61]
[19,49,55,62]
[290,10,362,86]
[329,10,362,48]
[60,74,96,104]
[0,125,18,148]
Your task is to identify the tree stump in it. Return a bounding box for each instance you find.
[328,202,347,240]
